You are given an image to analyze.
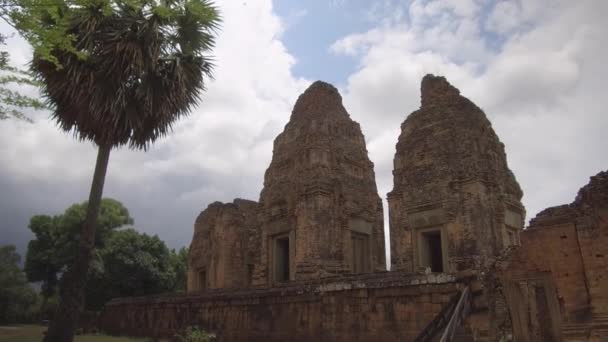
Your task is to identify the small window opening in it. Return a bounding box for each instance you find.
[420,231,443,272]
[274,237,290,282]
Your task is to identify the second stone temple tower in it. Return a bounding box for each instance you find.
[388,75,525,273]
[252,81,386,284]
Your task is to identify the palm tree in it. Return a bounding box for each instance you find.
[8,1,219,341]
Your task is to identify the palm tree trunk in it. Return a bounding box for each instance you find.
[40,291,48,320]
[43,143,112,342]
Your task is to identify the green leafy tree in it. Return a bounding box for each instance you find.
[0,245,38,324]
[85,229,175,310]
[24,215,63,313]
[3,1,219,339]
[0,34,46,122]
[24,199,133,314]
[170,246,189,293]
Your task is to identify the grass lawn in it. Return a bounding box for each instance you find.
[0,325,146,342]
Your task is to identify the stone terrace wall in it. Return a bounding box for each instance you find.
[100,272,461,342]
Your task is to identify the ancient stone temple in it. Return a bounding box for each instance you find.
[253,81,385,284]
[186,81,385,292]
[99,76,607,342]
[388,75,525,273]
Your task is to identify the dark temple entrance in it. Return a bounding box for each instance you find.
[421,230,444,273]
[274,237,290,282]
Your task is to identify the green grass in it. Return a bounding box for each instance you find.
[0,325,146,342]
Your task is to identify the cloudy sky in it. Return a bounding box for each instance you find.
[1,0,606,264]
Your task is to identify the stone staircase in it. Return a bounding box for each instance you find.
[452,326,479,342]
[426,319,490,342]
[562,313,608,341]
[416,276,608,342]
[451,279,491,342]
[415,291,461,342]
[592,313,608,341]
[592,313,608,329]
[562,321,592,341]
[415,284,478,342]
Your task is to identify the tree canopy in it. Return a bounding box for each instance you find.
[86,228,178,309]
[25,198,133,305]
[169,246,189,293]
[25,199,189,311]
[0,245,37,324]
[0,34,46,122]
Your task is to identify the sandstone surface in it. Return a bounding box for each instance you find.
[253,81,385,284]
[187,199,258,291]
[388,74,525,273]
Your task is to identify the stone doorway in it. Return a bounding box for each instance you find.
[198,269,207,290]
[351,232,370,273]
[274,236,290,282]
[503,273,562,342]
[420,230,444,272]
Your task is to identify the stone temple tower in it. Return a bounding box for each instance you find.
[252,81,385,285]
[388,75,525,273]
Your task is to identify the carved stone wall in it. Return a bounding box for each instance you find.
[253,81,385,285]
[388,74,525,273]
[187,199,259,291]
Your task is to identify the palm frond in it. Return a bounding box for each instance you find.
[28,0,220,149]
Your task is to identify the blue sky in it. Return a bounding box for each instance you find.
[273,0,373,85]
[273,0,511,84]
[1,0,607,264]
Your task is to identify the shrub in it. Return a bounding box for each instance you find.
[174,326,216,342]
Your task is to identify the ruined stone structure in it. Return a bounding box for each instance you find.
[388,75,525,274]
[99,76,607,342]
[187,199,258,290]
[497,171,608,341]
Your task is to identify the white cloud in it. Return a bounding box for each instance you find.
[332,0,608,226]
[1,0,607,271]
[485,1,523,34]
[0,0,308,253]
